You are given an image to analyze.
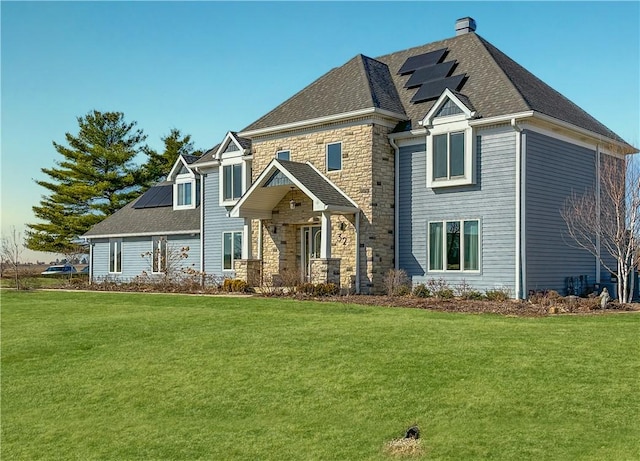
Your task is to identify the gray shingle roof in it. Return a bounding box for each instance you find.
[182,154,201,165]
[278,160,356,209]
[242,55,405,132]
[241,32,625,142]
[82,198,200,238]
[194,143,220,165]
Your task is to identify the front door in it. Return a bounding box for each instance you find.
[301,226,322,282]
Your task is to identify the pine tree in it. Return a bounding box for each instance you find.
[26,110,149,254]
[142,128,201,185]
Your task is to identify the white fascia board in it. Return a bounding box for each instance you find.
[167,156,194,180]
[468,111,534,128]
[238,107,407,138]
[530,112,637,153]
[420,88,476,126]
[83,230,200,239]
[215,132,251,160]
[228,158,280,218]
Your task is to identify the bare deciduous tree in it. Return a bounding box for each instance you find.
[1,227,25,290]
[561,147,639,304]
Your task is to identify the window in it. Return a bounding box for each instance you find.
[428,219,479,272]
[223,164,243,201]
[109,238,122,273]
[223,231,242,271]
[177,182,192,206]
[326,142,342,172]
[152,236,167,273]
[276,150,290,161]
[433,132,465,180]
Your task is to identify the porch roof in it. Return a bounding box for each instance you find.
[229,159,359,219]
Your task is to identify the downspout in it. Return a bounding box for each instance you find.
[89,242,93,285]
[512,118,523,298]
[355,210,360,294]
[389,136,400,270]
[595,144,601,285]
[199,170,205,275]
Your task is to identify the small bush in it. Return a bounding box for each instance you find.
[436,288,455,299]
[485,288,511,301]
[313,283,339,297]
[463,290,485,300]
[412,284,431,298]
[383,269,411,296]
[222,278,249,293]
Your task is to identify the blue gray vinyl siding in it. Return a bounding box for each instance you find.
[398,125,517,294]
[525,130,597,294]
[90,234,200,282]
[202,168,244,280]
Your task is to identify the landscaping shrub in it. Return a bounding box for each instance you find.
[383,269,411,296]
[222,278,249,293]
[463,290,485,300]
[485,287,511,301]
[412,283,431,298]
[313,283,339,297]
[435,287,455,299]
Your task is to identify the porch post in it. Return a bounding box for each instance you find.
[242,218,252,259]
[320,211,331,259]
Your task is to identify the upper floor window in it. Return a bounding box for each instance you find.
[174,177,196,210]
[326,142,342,172]
[433,132,465,180]
[109,238,122,273]
[223,164,243,201]
[276,150,290,161]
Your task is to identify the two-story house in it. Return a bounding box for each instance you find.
[83,17,636,297]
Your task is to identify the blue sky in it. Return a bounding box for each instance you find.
[2,1,639,262]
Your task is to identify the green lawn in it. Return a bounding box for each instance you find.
[2,291,639,460]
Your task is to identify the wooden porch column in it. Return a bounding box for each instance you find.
[320,211,331,259]
[242,218,252,259]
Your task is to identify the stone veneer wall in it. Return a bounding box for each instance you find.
[249,122,395,293]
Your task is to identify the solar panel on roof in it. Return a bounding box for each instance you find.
[410,74,466,103]
[404,61,456,88]
[398,48,447,75]
[133,184,173,209]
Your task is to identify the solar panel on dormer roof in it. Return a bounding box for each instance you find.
[404,61,456,88]
[398,48,447,74]
[410,74,466,103]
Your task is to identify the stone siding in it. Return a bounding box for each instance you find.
[248,122,395,293]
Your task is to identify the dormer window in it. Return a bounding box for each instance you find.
[216,131,252,206]
[174,175,196,210]
[421,89,476,188]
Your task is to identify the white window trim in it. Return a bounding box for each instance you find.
[276,150,290,161]
[426,120,475,188]
[222,231,243,272]
[174,174,196,210]
[427,218,481,273]
[326,141,342,172]
[109,238,122,274]
[219,158,249,206]
[151,236,168,274]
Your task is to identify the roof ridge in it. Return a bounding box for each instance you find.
[471,34,531,111]
[241,55,364,132]
[357,54,378,108]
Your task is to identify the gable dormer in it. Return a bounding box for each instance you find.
[216,132,253,206]
[167,155,198,210]
[420,89,477,189]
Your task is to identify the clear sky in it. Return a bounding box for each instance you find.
[2,1,639,262]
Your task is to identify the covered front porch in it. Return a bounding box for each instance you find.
[229,159,360,291]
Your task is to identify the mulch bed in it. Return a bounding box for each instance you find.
[302,295,640,317]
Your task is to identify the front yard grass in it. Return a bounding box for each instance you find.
[2,290,639,460]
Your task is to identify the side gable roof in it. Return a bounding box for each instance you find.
[81,200,200,238]
[242,54,406,132]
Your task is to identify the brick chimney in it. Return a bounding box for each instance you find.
[455,17,477,35]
